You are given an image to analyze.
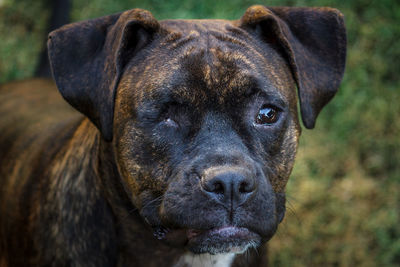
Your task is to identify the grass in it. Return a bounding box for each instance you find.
[1,0,399,265]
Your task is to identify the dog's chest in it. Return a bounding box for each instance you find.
[173,252,235,267]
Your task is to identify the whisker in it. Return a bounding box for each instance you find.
[117,195,164,225]
[140,195,163,210]
[286,198,302,226]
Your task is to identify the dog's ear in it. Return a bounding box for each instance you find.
[240,5,346,129]
[48,9,160,141]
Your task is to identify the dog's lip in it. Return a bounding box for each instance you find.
[153,225,261,253]
[186,226,253,240]
[185,226,261,254]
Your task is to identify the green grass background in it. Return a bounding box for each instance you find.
[0,0,399,266]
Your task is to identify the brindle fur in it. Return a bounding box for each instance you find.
[0,5,346,267]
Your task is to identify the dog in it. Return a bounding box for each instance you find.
[0,5,346,267]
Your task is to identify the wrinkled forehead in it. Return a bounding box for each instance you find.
[120,19,296,107]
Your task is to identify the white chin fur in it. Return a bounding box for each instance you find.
[173,252,236,267]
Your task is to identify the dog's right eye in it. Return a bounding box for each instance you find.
[158,101,190,129]
[163,117,179,128]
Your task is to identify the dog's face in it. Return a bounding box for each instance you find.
[113,20,300,253]
[48,6,346,254]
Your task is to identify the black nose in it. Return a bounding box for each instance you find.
[201,169,256,208]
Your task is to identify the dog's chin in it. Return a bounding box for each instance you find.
[155,226,261,255]
[187,226,261,254]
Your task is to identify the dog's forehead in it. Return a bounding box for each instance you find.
[160,19,235,34]
[121,19,296,107]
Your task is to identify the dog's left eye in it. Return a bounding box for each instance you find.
[255,106,280,125]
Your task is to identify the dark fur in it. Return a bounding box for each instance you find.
[0,6,346,267]
[35,0,71,78]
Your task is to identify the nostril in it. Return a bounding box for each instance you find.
[239,179,255,194]
[200,169,257,206]
[202,178,225,194]
[213,181,224,194]
[239,181,248,193]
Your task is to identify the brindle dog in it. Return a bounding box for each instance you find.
[0,5,346,267]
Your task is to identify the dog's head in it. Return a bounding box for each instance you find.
[48,6,346,254]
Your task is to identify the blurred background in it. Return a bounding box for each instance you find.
[0,0,399,266]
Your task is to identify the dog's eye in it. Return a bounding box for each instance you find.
[255,106,279,125]
[163,117,178,128]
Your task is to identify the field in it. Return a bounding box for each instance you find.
[0,0,399,266]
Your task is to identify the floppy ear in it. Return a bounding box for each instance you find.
[48,9,160,141]
[240,5,346,129]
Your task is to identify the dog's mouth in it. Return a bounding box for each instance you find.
[187,226,261,254]
[153,226,261,254]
